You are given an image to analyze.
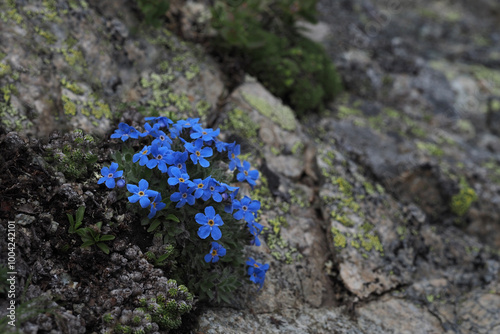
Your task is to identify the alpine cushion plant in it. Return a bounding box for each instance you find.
[99,116,270,303]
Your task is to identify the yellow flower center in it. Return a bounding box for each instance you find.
[231,153,235,159]
[202,131,208,135]
[198,183,204,189]
[253,263,259,268]
[244,171,249,176]
[196,151,201,157]
[211,249,217,256]
[179,178,185,183]
[142,150,148,155]
[182,193,187,198]
[208,219,214,226]
[138,191,145,196]
[108,173,113,178]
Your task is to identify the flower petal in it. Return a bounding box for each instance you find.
[198,225,210,239]
[211,226,222,240]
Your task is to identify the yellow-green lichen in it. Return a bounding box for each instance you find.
[0,63,12,77]
[331,227,347,248]
[332,212,355,227]
[336,177,353,196]
[35,27,57,44]
[291,141,304,155]
[223,107,259,139]
[363,181,375,195]
[86,100,111,119]
[62,95,77,116]
[416,141,444,157]
[61,78,84,95]
[242,92,296,131]
[337,105,362,118]
[450,179,478,216]
[61,48,86,68]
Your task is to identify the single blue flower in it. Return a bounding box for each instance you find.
[192,177,211,199]
[146,145,171,173]
[171,151,189,172]
[116,178,126,188]
[148,193,167,219]
[246,258,269,289]
[227,142,241,170]
[151,130,172,148]
[215,140,228,153]
[185,139,213,167]
[127,179,158,208]
[247,221,263,246]
[140,122,160,138]
[201,178,225,202]
[190,124,220,142]
[172,117,200,137]
[97,162,123,189]
[167,167,192,186]
[195,206,224,240]
[232,196,261,222]
[204,242,227,263]
[170,183,196,208]
[110,123,139,141]
[236,160,259,187]
[145,116,173,129]
[133,145,151,166]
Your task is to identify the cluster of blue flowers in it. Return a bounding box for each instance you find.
[98,116,269,289]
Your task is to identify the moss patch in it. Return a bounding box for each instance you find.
[450,179,478,216]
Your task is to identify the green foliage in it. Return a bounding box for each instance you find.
[46,129,98,181]
[136,0,170,27]
[211,0,342,115]
[67,206,115,254]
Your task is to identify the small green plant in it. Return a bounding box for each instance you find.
[67,206,115,254]
[210,0,342,115]
[450,179,478,217]
[67,205,85,234]
[79,221,116,254]
[135,0,170,27]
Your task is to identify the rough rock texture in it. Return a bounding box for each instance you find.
[1,0,500,333]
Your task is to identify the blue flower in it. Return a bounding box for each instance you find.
[133,145,150,166]
[195,206,224,240]
[232,196,261,222]
[127,179,158,208]
[167,167,192,186]
[246,258,269,289]
[110,123,139,141]
[192,177,210,199]
[151,130,172,148]
[202,178,225,202]
[190,125,220,142]
[185,139,213,167]
[146,145,171,173]
[170,183,196,208]
[97,162,123,189]
[140,122,160,138]
[148,193,167,219]
[215,140,228,153]
[236,160,259,187]
[172,118,200,137]
[171,151,189,172]
[145,116,173,129]
[247,221,263,246]
[116,178,126,188]
[204,242,227,263]
[228,143,241,171]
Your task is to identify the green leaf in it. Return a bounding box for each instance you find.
[76,229,88,238]
[147,220,161,233]
[124,153,132,162]
[76,206,85,223]
[115,152,122,163]
[81,240,94,248]
[97,243,110,254]
[67,213,74,226]
[166,214,180,222]
[99,235,115,241]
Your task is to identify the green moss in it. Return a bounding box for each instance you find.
[88,100,111,119]
[363,181,375,195]
[242,92,296,131]
[35,27,57,44]
[291,141,304,155]
[450,180,478,216]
